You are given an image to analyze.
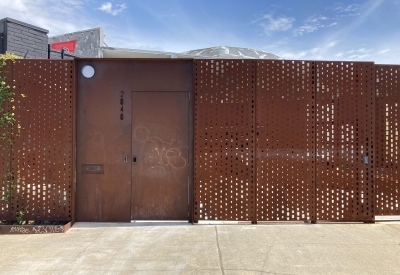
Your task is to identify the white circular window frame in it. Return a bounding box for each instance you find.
[82,65,95,78]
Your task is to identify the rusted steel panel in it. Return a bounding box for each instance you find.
[71,64,77,225]
[131,60,193,92]
[375,65,400,215]
[194,59,256,221]
[315,61,375,222]
[76,61,133,222]
[9,60,74,221]
[256,60,316,222]
[77,59,193,222]
[0,61,13,221]
[131,92,189,220]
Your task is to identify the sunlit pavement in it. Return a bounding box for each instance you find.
[1,221,400,274]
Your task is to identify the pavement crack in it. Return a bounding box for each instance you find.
[215,226,225,275]
[72,228,108,261]
[261,272,294,275]
[261,227,281,273]
[388,224,400,233]
[382,224,400,239]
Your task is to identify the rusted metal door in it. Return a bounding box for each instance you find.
[76,61,132,222]
[76,59,192,222]
[131,92,189,220]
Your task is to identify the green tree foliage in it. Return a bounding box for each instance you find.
[0,52,21,141]
[0,52,27,224]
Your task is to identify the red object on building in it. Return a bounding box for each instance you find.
[50,40,77,53]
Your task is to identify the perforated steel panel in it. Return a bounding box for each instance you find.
[256,60,316,222]
[194,59,256,221]
[9,60,75,221]
[375,65,400,215]
[315,61,375,222]
[0,115,10,220]
[0,61,13,221]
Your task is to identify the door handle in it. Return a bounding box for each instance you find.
[133,156,137,163]
[124,155,128,162]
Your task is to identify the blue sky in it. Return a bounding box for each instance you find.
[0,0,399,63]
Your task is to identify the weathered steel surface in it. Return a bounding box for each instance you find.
[256,60,316,222]
[194,59,256,221]
[375,65,400,215]
[315,61,375,222]
[76,59,193,222]
[131,92,189,220]
[76,61,132,222]
[9,60,75,221]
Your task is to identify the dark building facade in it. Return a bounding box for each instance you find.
[0,17,48,58]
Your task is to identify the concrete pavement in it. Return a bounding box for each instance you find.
[0,221,400,274]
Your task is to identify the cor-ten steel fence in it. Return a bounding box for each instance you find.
[0,59,399,223]
[194,60,399,223]
[0,59,75,222]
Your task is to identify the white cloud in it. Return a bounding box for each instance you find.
[358,48,371,53]
[378,49,390,54]
[261,0,397,63]
[306,16,328,23]
[353,48,372,54]
[348,54,370,59]
[294,15,336,36]
[0,0,93,35]
[260,14,295,35]
[276,47,324,60]
[327,41,337,48]
[154,12,177,20]
[334,4,360,13]
[332,3,361,17]
[278,46,375,61]
[331,3,361,18]
[328,0,385,41]
[340,48,373,59]
[99,2,127,16]
[293,25,319,36]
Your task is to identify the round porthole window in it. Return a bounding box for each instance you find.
[82,65,95,78]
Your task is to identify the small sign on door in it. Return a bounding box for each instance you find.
[82,164,104,174]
